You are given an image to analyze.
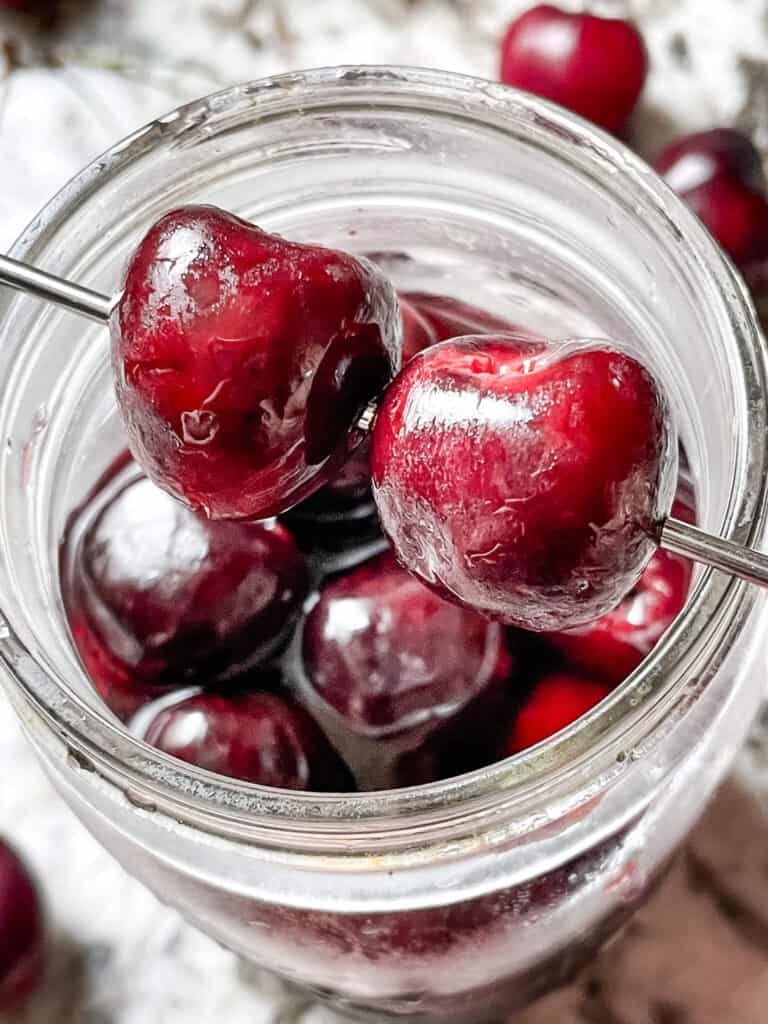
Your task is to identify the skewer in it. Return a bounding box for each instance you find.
[0,254,112,325]
[3,253,768,590]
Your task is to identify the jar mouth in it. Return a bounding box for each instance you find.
[0,66,766,847]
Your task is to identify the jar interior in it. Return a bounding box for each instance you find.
[0,74,751,757]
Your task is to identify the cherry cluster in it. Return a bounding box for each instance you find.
[6,4,763,1007]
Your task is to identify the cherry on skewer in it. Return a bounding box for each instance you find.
[1,236,767,636]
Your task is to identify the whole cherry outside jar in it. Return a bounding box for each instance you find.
[0,69,766,1023]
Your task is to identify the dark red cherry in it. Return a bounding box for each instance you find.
[499,5,648,135]
[371,337,674,631]
[655,129,765,196]
[144,684,353,790]
[68,616,177,723]
[301,550,504,735]
[655,129,768,268]
[393,662,519,786]
[112,205,400,519]
[402,292,522,341]
[0,839,45,1012]
[63,467,308,719]
[546,528,692,685]
[505,671,612,754]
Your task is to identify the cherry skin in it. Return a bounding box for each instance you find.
[143,684,353,791]
[499,5,648,135]
[301,550,504,736]
[505,671,612,754]
[393,661,519,786]
[546,538,692,686]
[0,839,45,1012]
[371,336,675,632]
[62,467,308,721]
[654,129,768,269]
[112,205,400,519]
[68,615,177,724]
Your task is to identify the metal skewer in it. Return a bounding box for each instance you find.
[660,518,768,587]
[3,253,768,591]
[0,254,112,324]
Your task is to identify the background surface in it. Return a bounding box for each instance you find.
[2,2,768,1021]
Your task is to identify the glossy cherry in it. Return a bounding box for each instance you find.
[505,671,612,754]
[499,5,648,135]
[654,129,768,269]
[546,542,691,685]
[112,205,400,519]
[62,467,308,720]
[144,684,353,790]
[0,839,45,1012]
[301,550,504,735]
[371,337,675,631]
[394,666,519,786]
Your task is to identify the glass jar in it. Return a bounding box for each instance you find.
[0,67,766,1024]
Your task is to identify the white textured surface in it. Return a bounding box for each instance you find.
[0,1,767,1020]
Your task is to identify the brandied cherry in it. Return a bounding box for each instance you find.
[499,5,648,135]
[371,336,675,631]
[654,129,768,269]
[505,671,612,754]
[0,839,45,1012]
[63,468,308,718]
[112,205,400,519]
[393,668,519,786]
[143,684,353,790]
[301,550,504,735]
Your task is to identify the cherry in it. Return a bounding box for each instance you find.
[546,539,692,686]
[0,839,45,1012]
[505,671,612,754]
[68,616,178,723]
[62,466,308,720]
[393,667,519,786]
[112,205,400,520]
[371,336,674,631]
[301,550,504,735]
[654,129,768,269]
[143,684,353,790]
[499,5,648,135]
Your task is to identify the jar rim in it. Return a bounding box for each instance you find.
[1,65,766,850]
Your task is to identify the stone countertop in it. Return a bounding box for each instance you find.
[2,1,768,1021]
